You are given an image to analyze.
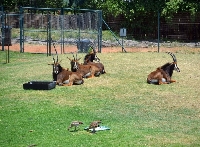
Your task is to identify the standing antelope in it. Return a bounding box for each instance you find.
[147,52,180,85]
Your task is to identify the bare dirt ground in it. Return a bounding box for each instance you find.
[3,43,200,53]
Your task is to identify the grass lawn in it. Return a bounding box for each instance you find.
[0,49,200,147]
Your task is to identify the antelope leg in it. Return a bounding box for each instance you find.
[170,79,176,83]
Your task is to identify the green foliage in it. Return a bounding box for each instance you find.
[1,0,200,41]
[102,30,119,41]
[162,0,199,21]
[1,0,76,11]
[85,0,200,40]
[2,0,200,15]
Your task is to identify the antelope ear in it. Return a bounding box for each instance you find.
[77,58,81,61]
[59,60,62,63]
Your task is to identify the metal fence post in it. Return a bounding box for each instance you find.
[49,12,52,56]
[98,10,102,53]
[157,10,160,53]
[47,11,51,56]
[61,7,64,54]
[19,6,24,53]
[1,11,5,51]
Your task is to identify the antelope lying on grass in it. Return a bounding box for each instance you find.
[67,53,101,78]
[84,50,106,74]
[147,52,180,85]
[84,47,101,62]
[56,66,84,86]
[50,45,84,86]
[83,58,106,74]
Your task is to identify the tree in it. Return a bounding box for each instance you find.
[162,0,200,21]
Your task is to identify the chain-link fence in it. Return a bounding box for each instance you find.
[20,7,102,54]
[0,7,102,54]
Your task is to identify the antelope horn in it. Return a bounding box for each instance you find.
[53,43,58,62]
[72,52,75,60]
[92,47,97,53]
[67,57,72,61]
[167,52,177,62]
[91,41,97,53]
[52,43,55,63]
[52,55,55,64]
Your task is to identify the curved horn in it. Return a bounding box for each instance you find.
[52,55,55,64]
[52,43,56,63]
[53,43,58,62]
[90,41,97,53]
[67,57,72,61]
[167,52,177,62]
[93,47,97,53]
[72,52,75,60]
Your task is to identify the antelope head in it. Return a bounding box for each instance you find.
[51,43,62,74]
[167,52,180,72]
[86,44,100,62]
[93,52,101,62]
[67,53,81,71]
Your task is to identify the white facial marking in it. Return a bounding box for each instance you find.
[174,64,180,72]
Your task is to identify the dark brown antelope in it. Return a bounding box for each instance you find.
[56,68,84,86]
[147,52,180,85]
[49,44,84,86]
[83,58,106,74]
[67,53,101,78]
[84,46,101,62]
[84,47,106,74]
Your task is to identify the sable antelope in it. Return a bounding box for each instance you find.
[68,121,83,131]
[147,52,180,85]
[84,46,101,62]
[56,68,84,86]
[87,120,102,133]
[67,53,101,78]
[84,47,106,74]
[50,45,84,86]
[83,58,106,74]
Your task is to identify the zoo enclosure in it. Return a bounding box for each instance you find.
[1,6,200,55]
[0,6,103,54]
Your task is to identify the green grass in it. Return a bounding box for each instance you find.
[0,50,200,147]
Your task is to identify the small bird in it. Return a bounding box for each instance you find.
[68,121,83,131]
[87,120,101,133]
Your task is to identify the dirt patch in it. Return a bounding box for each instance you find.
[3,43,200,53]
